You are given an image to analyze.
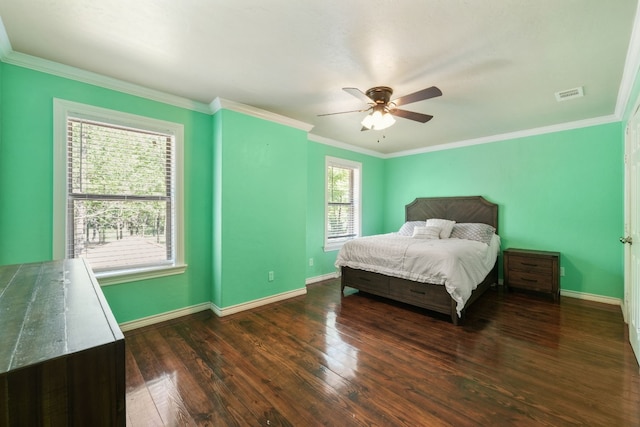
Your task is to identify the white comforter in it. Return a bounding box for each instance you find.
[335,234,500,316]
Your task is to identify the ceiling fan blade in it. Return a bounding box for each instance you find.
[390,108,434,123]
[392,86,442,107]
[343,87,374,103]
[318,108,370,117]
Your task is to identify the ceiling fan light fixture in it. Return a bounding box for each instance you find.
[361,106,396,130]
[327,85,441,132]
[361,114,374,129]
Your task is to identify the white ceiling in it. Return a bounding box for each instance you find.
[0,1,638,155]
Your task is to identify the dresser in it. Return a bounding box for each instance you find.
[503,248,560,301]
[0,259,125,426]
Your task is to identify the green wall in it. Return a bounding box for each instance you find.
[305,141,386,279]
[0,59,630,325]
[213,109,309,308]
[384,123,624,298]
[0,63,213,322]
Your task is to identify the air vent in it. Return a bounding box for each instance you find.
[555,86,584,102]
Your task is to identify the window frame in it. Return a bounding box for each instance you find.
[53,99,186,285]
[324,156,362,252]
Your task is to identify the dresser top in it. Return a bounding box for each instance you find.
[0,259,123,374]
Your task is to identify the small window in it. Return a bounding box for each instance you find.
[53,100,185,284]
[325,156,361,251]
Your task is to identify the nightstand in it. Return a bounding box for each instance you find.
[503,248,560,301]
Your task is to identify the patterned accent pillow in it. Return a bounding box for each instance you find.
[412,225,441,239]
[397,220,426,236]
[426,218,456,239]
[451,223,496,245]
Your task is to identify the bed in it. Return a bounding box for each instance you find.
[336,196,499,325]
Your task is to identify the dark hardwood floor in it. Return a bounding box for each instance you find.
[124,280,640,426]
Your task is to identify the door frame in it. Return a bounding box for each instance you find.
[624,119,631,325]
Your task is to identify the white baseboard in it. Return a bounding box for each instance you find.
[561,289,622,306]
[211,287,307,317]
[305,271,339,285]
[499,279,620,306]
[621,301,629,324]
[118,302,211,332]
[117,283,621,331]
[119,287,308,330]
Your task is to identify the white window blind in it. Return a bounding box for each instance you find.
[66,117,176,272]
[327,165,356,239]
[325,157,361,251]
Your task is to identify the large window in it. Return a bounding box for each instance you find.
[325,156,361,251]
[53,100,185,284]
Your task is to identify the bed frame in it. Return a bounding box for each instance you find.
[341,196,499,325]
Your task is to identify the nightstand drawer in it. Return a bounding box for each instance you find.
[507,271,554,292]
[508,255,553,275]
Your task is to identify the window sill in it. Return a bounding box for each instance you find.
[324,240,353,252]
[95,263,188,286]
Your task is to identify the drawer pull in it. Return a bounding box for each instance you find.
[522,278,538,283]
[521,262,539,267]
[410,289,426,295]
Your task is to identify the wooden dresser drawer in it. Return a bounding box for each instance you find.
[342,267,389,294]
[503,248,560,301]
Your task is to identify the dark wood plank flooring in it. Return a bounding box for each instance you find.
[125,280,640,426]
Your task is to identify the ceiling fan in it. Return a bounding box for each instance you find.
[319,85,442,131]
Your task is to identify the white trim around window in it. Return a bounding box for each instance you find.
[53,99,186,285]
[324,156,362,252]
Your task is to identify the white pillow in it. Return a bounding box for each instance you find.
[397,220,426,236]
[426,218,456,239]
[412,225,441,239]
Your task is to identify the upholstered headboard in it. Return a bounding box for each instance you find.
[405,196,498,232]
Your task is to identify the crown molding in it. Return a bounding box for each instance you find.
[309,113,620,159]
[385,114,620,158]
[3,50,213,114]
[0,17,212,114]
[307,133,385,158]
[210,97,313,132]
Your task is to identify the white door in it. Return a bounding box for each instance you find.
[624,107,640,367]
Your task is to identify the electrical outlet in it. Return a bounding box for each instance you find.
[560,267,565,276]
[268,271,274,282]
[309,258,314,267]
